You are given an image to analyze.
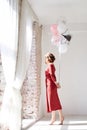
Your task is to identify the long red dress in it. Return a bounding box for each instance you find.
[45,63,62,112]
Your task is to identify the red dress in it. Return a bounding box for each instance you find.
[45,63,62,112]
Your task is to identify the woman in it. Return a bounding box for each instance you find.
[45,52,64,125]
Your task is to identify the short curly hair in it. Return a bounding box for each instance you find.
[45,52,56,63]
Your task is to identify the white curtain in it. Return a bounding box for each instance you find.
[0,0,19,84]
[0,0,33,130]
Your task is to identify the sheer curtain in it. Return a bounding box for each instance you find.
[0,0,21,129]
[0,0,33,130]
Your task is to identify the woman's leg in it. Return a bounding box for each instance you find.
[50,111,56,125]
[58,109,64,125]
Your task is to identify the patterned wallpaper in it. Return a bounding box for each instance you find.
[0,53,6,110]
[21,22,42,120]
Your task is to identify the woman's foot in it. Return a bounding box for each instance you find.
[59,116,64,125]
[49,119,56,125]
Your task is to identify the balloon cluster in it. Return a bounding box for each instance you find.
[50,20,72,54]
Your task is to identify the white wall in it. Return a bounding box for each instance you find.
[41,27,87,116]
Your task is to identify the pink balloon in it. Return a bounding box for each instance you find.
[50,24,58,35]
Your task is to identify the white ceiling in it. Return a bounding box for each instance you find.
[28,0,87,31]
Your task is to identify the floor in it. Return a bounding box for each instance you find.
[22,115,87,130]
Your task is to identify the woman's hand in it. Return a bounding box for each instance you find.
[55,82,61,89]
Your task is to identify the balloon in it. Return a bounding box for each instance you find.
[50,24,58,35]
[51,34,61,45]
[62,34,72,41]
[57,20,68,34]
[58,35,69,54]
[50,20,71,54]
[58,42,68,54]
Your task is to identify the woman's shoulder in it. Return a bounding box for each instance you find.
[49,63,55,67]
[49,63,56,70]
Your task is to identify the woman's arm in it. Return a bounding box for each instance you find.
[49,64,61,88]
[49,64,56,82]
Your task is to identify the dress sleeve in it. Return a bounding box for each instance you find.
[49,64,56,82]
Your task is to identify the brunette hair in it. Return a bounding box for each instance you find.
[45,52,55,63]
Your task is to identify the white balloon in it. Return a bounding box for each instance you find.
[57,20,68,34]
[51,35,60,45]
[58,43,68,54]
[58,35,69,54]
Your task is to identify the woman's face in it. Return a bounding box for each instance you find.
[45,57,49,64]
